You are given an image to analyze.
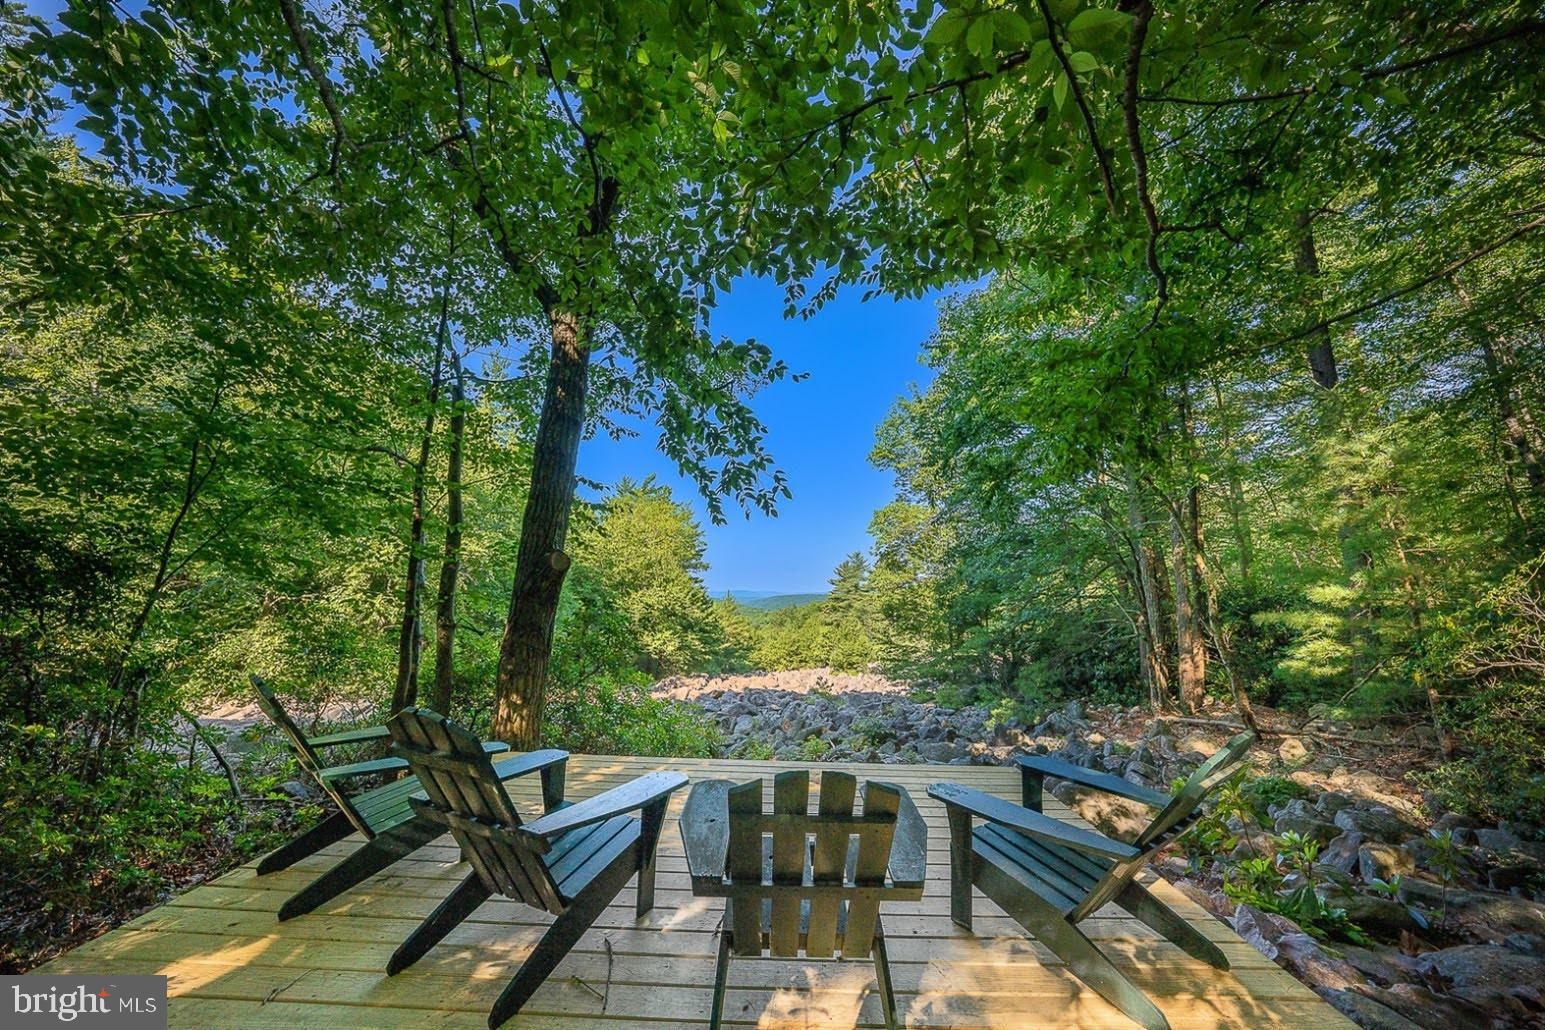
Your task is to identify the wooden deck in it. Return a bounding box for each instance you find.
[40,755,1350,1028]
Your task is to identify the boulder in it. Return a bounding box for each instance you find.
[1397,880,1545,939]
[1338,944,1423,987]
[1319,832,1365,876]
[1334,805,1422,844]
[1351,984,1495,1030]
[1321,989,1425,1030]
[917,739,968,763]
[1330,892,1425,938]
[1418,944,1545,1009]
[1358,842,1417,885]
[1277,736,1310,764]
[1275,813,1341,845]
[1472,827,1521,854]
[1315,791,1356,819]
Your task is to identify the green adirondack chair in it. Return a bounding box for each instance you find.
[249,676,565,922]
[680,770,928,1030]
[928,731,1256,1030]
[385,707,688,1029]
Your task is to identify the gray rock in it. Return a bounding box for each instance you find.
[1504,932,1545,956]
[1321,989,1424,1030]
[1398,880,1545,939]
[1352,984,1494,1030]
[1359,842,1417,884]
[732,714,755,736]
[279,779,314,801]
[1335,805,1422,844]
[1338,944,1423,987]
[1277,736,1310,764]
[1418,944,1545,1008]
[917,740,967,763]
[1331,892,1425,938]
[1472,827,1521,853]
[1320,832,1365,875]
[1315,791,1355,818]
[1275,814,1341,844]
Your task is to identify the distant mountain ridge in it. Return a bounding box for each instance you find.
[722,590,827,611]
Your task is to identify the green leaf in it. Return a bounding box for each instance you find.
[926,10,969,46]
[1067,50,1099,74]
[1066,8,1131,49]
[966,17,995,58]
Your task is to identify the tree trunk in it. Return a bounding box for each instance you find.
[1296,213,1339,390]
[491,308,589,747]
[428,352,466,717]
[1479,334,1545,504]
[391,294,450,714]
[1127,470,1172,710]
[1170,502,1206,714]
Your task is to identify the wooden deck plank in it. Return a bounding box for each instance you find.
[37,754,1348,1029]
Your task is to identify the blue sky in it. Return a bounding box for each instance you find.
[580,277,945,596]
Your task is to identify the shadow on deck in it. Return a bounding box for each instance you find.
[40,755,1350,1028]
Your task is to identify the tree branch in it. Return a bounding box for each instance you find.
[1038,0,1119,214]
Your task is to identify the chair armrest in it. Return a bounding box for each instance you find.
[308,725,393,747]
[1016,754,1172,809]
[888,787,929,888]
[318,755,410,781]
[490,748,566,781]
[518,771,688,853]
[679,779,733,892]
[927,781,1140,861]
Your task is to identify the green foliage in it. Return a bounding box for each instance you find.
[544,679,720,759]
[797,735,832,760]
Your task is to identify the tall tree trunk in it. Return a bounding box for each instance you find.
[1170,502,1206,714]
[1296,213,1339,390]
[1479,334,1545,504]
[1127,470,1172,710]
[428,352,466,717]
[1209,380,1254,586]
[391,294,450,715]
[491,308,589,747]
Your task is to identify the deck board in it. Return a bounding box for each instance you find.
[39,754,1348,1028]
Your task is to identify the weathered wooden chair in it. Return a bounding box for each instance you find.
[249,675,559,921]
[680,770,928,1030]
[927,731,1256,1030]
[385,707,688,1029]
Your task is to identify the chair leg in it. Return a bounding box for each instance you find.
[256,811,357,875]
[636,799,669,918]
[388,870,492,975]
[277,816,441,921]
[1115,881,1230,970]
[1036,917,1169,1030]
[709,919,732,1030]
[872,919,899,1030]
[487,856,633,1029]
[981,865,1169,1030]
[943,805,974,930]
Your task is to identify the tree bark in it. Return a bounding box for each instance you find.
[491,308,589,747]
[1170,500,1207,714]
[1479,333,1545,503]
[428,352,466,717]
[1126,470,1172,710]
[1296,213,1339,390]
[390,293,450,714]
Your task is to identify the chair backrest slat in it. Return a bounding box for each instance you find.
[805,772,857,957]
[721,771,909,960]
[250,675,367,832]
[769,771,810,956]
[1071,731,1256,922]
[840,781,900,959]
[389,708,562,912]
[726,778,765,956]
